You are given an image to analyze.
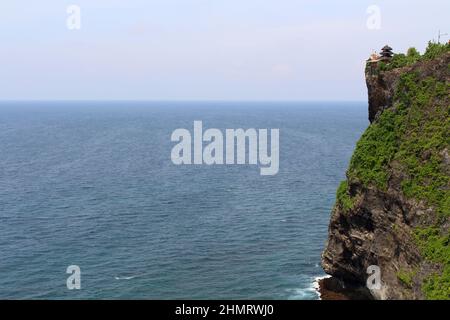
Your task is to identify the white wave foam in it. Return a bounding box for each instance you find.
[288,286,317,300]
[288,275,331,300]
[313,275,332,300]
[114,275,137,280]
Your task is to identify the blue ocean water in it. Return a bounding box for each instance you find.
[0,101,367,299]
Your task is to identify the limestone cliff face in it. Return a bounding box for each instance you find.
[366,64,401,123]
[321,49,450,300]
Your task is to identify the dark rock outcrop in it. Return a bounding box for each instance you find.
[318,277,373,300]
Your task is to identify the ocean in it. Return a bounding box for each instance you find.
[0,101,367,299]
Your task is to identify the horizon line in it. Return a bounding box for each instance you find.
[0,99,367,103]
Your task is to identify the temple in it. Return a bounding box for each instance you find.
[367,45,394,66]
[379,45,394,61]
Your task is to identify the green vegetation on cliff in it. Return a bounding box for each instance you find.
[394,73,449,216]
[347,44,449,215]
[337,42,449,299]
[336,181,355,212]
[414,227,450,299]
[380,42,450,71]
[346,70,449,217]
[347,108,398,190]
[397,269,416,288]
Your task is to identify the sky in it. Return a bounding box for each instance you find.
[0,0,448,101]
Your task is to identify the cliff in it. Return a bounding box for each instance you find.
[321,43,450,300]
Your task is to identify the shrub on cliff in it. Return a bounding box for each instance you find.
[336,181,354,212]
[423,41,450,60]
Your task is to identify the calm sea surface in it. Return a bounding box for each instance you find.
[0,101,367,299]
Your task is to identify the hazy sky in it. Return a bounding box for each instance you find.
[0,0,448,101]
